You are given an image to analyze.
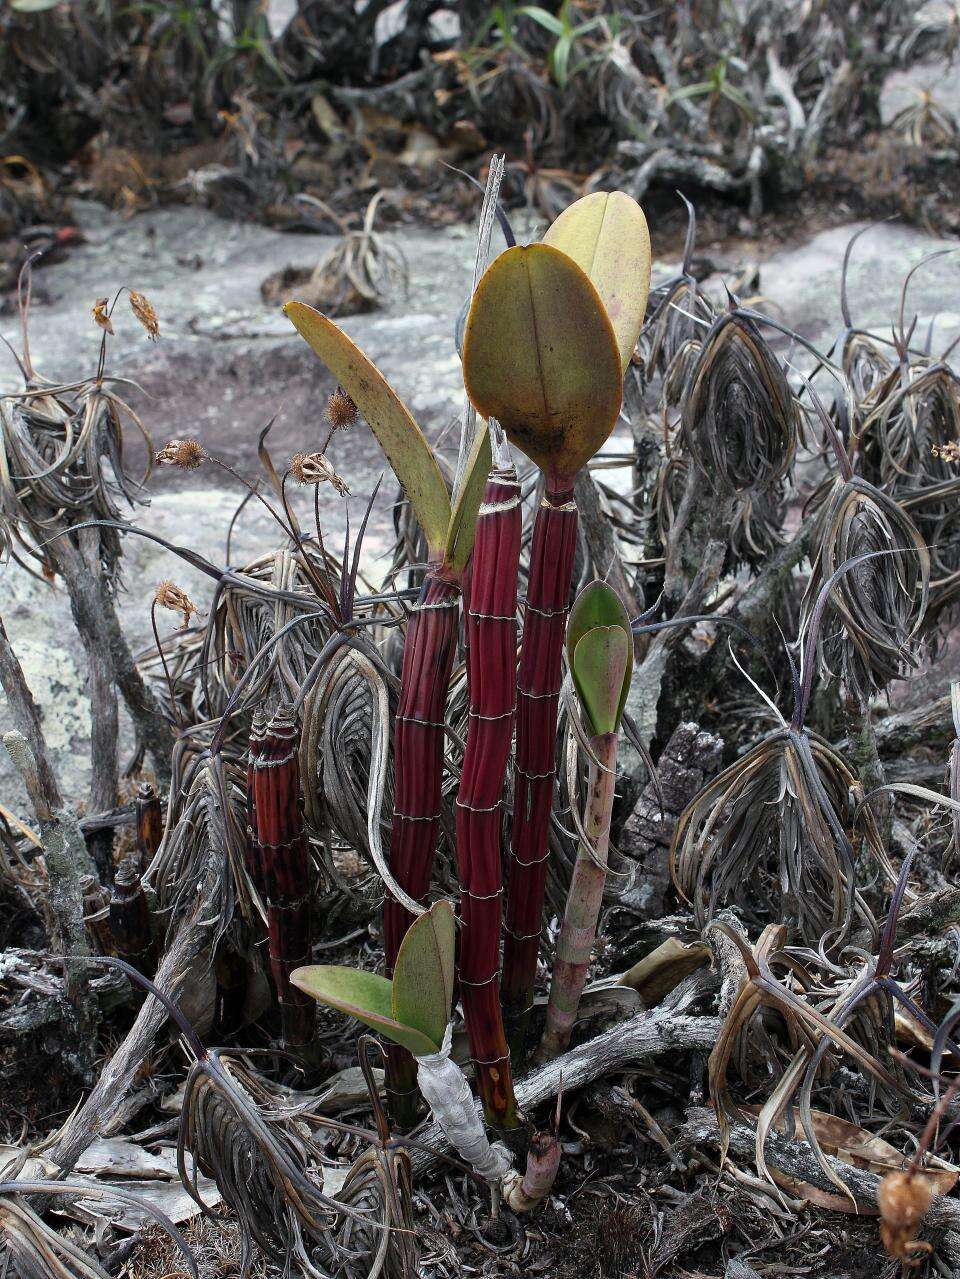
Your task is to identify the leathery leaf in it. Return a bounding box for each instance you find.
[392,899,456,1054]
[543,190,651,372]
[461,244,622,489]
[288,964,439,1056]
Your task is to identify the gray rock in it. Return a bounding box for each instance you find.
[755,219,960,358]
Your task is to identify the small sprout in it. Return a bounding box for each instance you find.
[878,1170,934,1264]
[92,297,114,335]
[155,580,199,627]
[130,289,160,339]
[155,438,205,470]
[291,451,350,495]
[325,386,359,430]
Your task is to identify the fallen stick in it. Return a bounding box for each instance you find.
[407,982,720,1176]
[47,818,223,1174]
[681,1105,960,1257]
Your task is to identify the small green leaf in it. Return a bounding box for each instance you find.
[519,5,565,35]
[444,427,492,574]
[572,626,630,737]
[543,191,651,373]
[462,244,622,489]
[567,581,633,732]
[392,899,456,1052]
[289,964,439,1056]
[10,1,62,10]
[284,302,451,555]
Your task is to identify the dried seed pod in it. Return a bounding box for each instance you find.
[290,451,349,494]
[800,476,930,697]
[878,1170,934,1263]
[324,385,358,430]
[154,580,199,626]
[92,297,114,335]
[129,289,160,339]
[681,311,797,495]
[154,438,205,470]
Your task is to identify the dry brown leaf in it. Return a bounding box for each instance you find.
[617,938,710,1006]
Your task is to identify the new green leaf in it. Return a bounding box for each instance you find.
[289,964,438,1056]
[567,580,633,731]
[572,627,630,737]
[392,899,456,1052]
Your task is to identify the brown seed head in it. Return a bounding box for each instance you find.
[325,386,358,431]
[154,580,200,627]
[155,438,205,470]
[933,440,960,463]
[130,289,160,340]
[92,298,114,335]
[878,1170,935,1263]
[290,452,350,496]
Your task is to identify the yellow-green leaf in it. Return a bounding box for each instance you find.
[543,191,651,372]
[567,581,633,730]
[392,900,455,1052]
[572,626,630,737]
[444,426,492,574]
[283,302,451,554]
[462,244,622,490]
[289,964,438,1056]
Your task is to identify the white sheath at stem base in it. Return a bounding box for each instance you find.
[415,1025,512,1184]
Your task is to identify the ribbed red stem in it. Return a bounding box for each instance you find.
[383,569,460,1124]
[245,709,267,904]
[455,469,521,1128]
[253,705,315,1047]
[502,485,579,1054]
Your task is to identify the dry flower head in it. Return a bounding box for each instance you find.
[92,298,114,335]
[130,290,160,340]
[155,439,205,470]
[154,580,200,627]
[290,452,350,495]
[932,440,960,464]
[325,387,359,431]
[878,1169,935,1264]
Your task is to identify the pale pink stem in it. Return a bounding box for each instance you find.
[539,731,618,1059]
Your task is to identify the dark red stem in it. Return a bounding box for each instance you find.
[502,484,579,1056]
[253,705,315,1047]
[245,709,267,904]
[455,469,521,1128]
[382,569,461,1125]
